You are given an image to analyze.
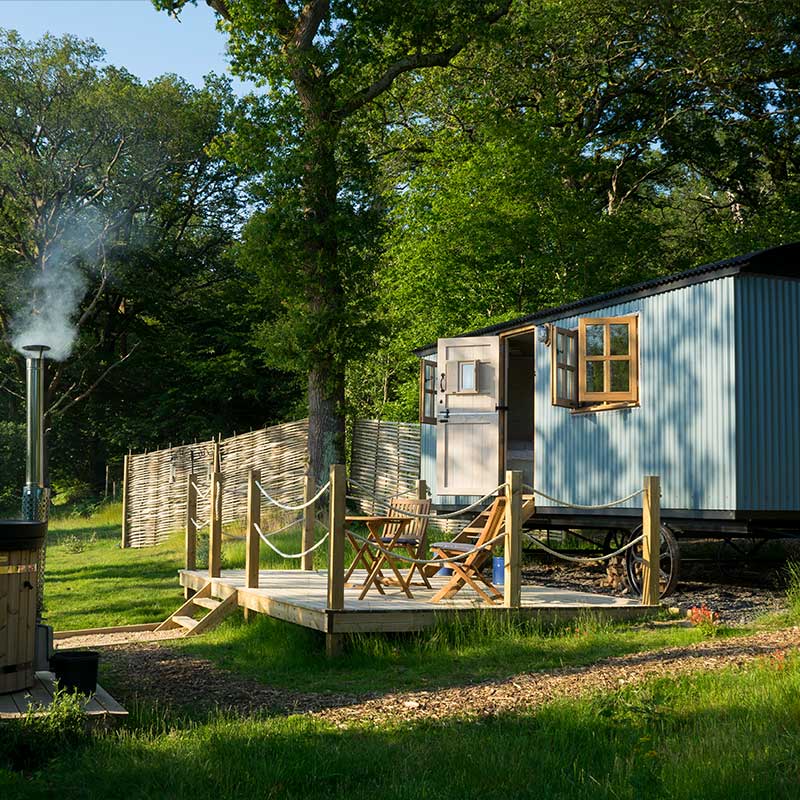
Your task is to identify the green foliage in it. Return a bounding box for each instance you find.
[0,685,88,774]
[0,422,24,514]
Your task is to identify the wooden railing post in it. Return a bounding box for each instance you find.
[209,470,222,578]
[326,464,346,656]
[415,478,427,501]
[184,473,197,599]
[301,474,316,571]
[246,469,261,590]
[504,470,522,608]
[642,475,661,607]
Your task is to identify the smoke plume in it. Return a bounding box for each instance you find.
[11,240,89,362]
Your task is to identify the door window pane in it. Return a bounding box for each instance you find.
[459,361,476,392]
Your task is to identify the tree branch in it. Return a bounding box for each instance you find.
[50,343,140,418]
[339,2,511,118]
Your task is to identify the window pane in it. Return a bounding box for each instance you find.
[566,371,575,400]
[610,360,630,392]
[556,332,566,361]
[585,324,604,356]
[586,361,604,393]
[567,335,575,364]
[424,394,435,419]
[459,361,476,391]
[424,364,436,391]
[610,324,629,356]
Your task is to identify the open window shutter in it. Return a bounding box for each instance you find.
[551,327,578,408]
[436,336,501,496]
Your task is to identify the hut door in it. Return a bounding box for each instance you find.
[436,336,501,496]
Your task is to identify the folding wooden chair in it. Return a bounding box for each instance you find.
[383,496,432,589]
[429,496,506,604]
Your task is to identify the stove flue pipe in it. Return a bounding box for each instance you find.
[21,344,50,523]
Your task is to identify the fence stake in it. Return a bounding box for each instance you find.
[209,470,222,578]
[504,470,522,609]
[301,474,315,571]
[245,469,261,591]
[326,464,346,657]
[642,475,661,606]
[120,454,130,549]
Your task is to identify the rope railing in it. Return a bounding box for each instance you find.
[524,532,645,563]
[254,521,330,559]
[523,484,644,510]
[345,529,506,566]
[190,517,210,531]
[190,481,210,500]
[256,479,330,511]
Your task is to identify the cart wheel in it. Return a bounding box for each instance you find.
[602,528,630,556]
[625,523,681,598]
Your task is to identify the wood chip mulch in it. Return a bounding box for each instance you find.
[79,626,800,727]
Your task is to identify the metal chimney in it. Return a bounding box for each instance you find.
[21,344,50,521]
[21,345,50,625]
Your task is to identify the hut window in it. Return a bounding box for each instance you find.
[577,315,639,403]
[419,360,437,424]
[551,327,578,407]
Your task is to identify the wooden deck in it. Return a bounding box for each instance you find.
[179,568,651,634]
[0,671,128,724]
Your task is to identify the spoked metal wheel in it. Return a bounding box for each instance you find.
[602,528,630,556]
[624,523,681,598]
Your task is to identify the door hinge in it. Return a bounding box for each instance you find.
[495,404,509,412]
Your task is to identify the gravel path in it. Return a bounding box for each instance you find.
[83,626,800,726]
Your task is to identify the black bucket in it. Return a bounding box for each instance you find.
[49,650,99,696]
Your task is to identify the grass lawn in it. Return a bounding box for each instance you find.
[2,651,800,799]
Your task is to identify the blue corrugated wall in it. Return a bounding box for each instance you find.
[534,278,738,511]
[735,275,800,511]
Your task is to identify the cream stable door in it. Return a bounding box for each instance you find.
[436,336,502,496]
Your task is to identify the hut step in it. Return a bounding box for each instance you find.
[192,597,222,610]
[172,615,199,631]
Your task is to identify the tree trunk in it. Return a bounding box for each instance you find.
[307,362,345,484]
[301,112,346,481]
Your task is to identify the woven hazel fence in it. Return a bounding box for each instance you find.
[122,420,309,547]
[122,417,467,547]
[349,419,421,514]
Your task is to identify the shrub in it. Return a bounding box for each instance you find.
[0,685,88,773]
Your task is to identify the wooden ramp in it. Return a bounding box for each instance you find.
[0,671,127,725]
[179,568,651,635]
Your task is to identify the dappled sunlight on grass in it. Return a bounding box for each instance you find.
[5,653,800,799]
[175,610,711,696]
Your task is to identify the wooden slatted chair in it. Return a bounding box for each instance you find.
[429,496,506,604]
[382,496,433,589]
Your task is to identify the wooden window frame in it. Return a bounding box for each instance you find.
[551,326,578,408]
[419,360,437,424]
[578,315,639,404]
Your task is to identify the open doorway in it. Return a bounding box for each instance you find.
[505,332,535,487]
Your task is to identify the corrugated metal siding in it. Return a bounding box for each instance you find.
[534,278,737,512]
[735,275,800,511]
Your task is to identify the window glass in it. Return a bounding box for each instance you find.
[459,361,476,392]
[424,364,436,391]
[610,324,629,356]
[424,393,435,419]
[586,361,604,393]
[610,360,630,392]
[585,325,604,356]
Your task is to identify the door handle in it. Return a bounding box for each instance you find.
[440,373,447,392]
